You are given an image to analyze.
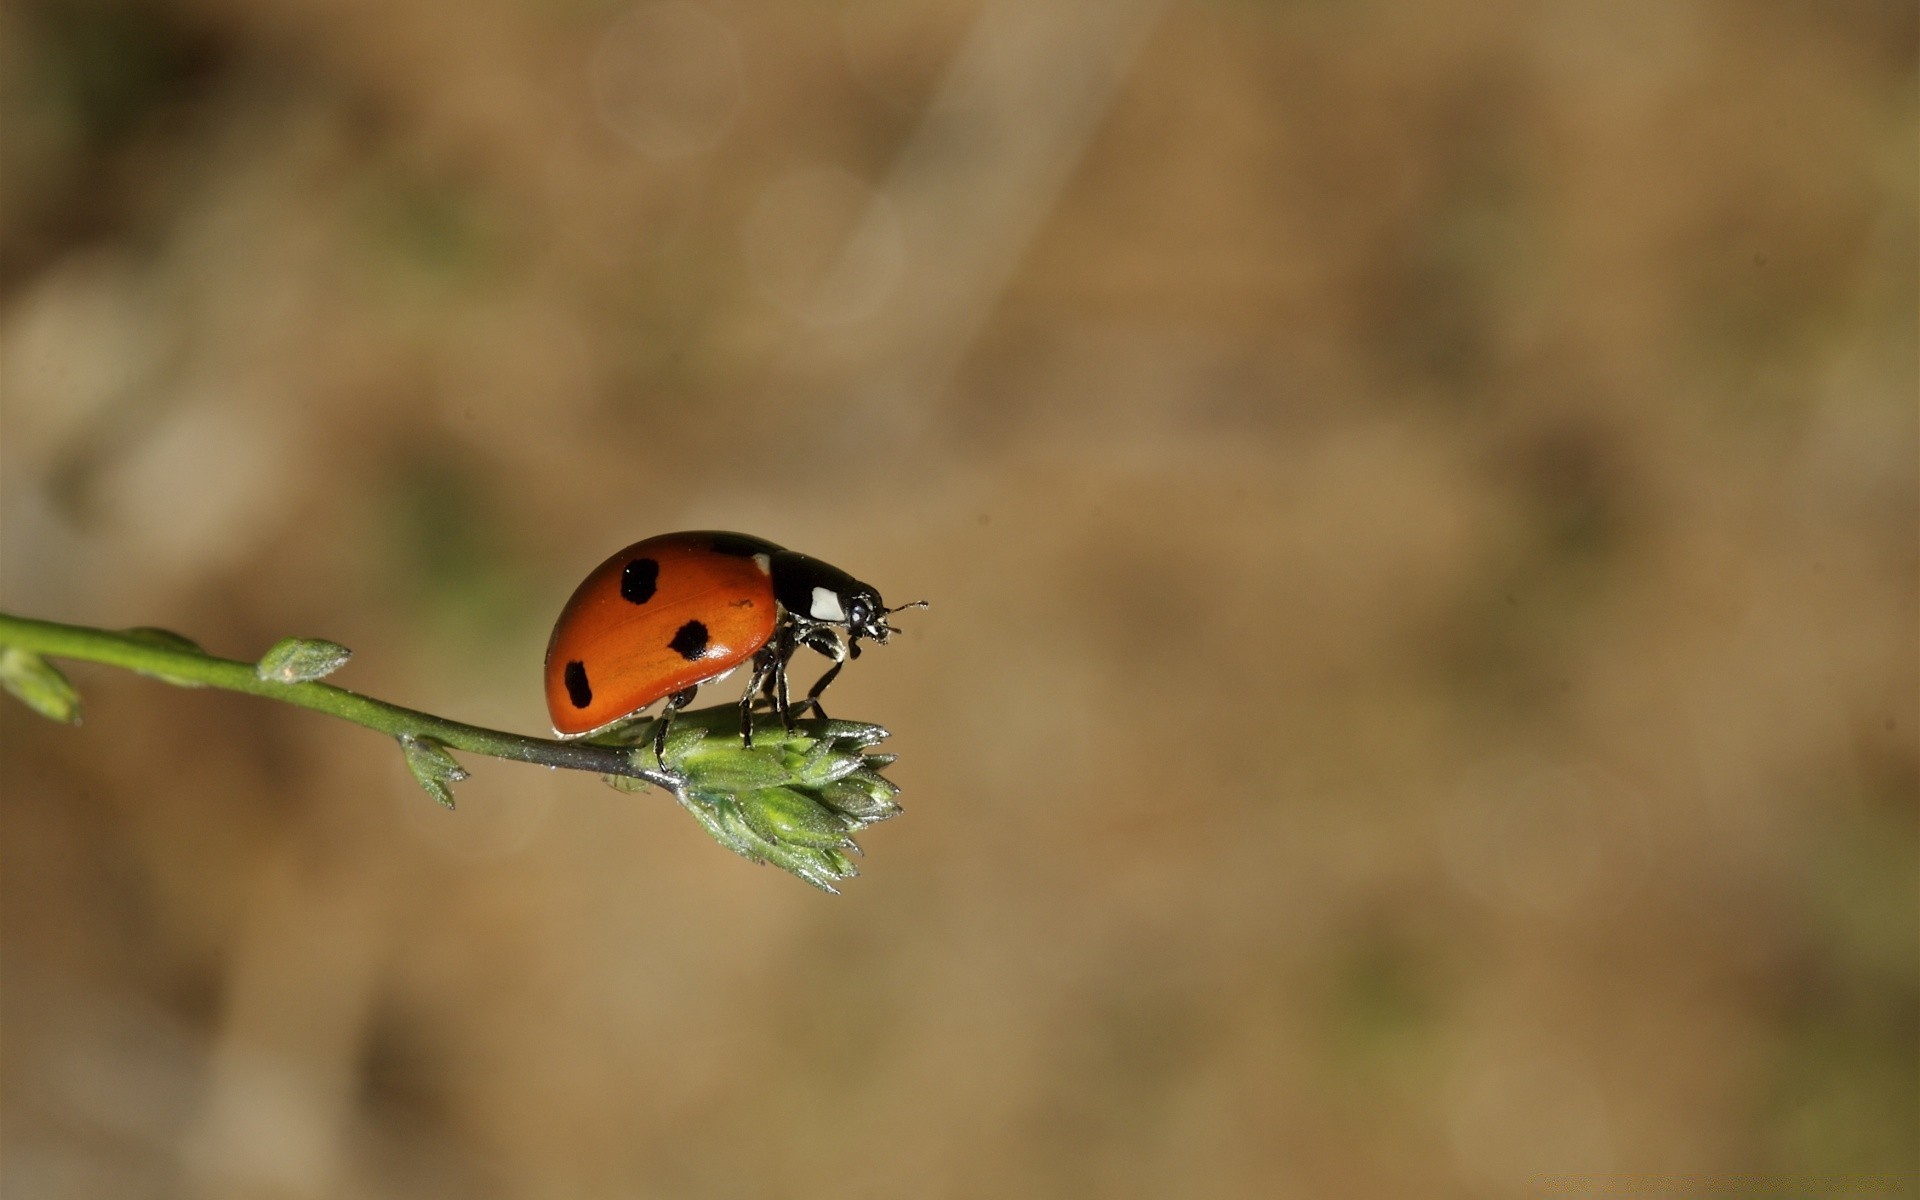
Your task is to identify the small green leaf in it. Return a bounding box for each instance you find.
[399,734,468,809]
[121,627,208,686]
[697,797,852,893]
[781,845,858,894]
[122,627,203,653]
[256,637,353,684]
[681,745,794,792]
[0,647,82,724]
[813,719,890,748]
[820,776,901,822]
[738,786,857,849]
[711,794,782,859]
[655,721,710,767]
[791,740,868,788]
[676,793,759,860]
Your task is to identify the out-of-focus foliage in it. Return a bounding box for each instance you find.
[1,0,1913,1196]
[0,646,82,724]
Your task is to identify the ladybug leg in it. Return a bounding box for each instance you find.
[760,626,791,711]
[795,629,849,719]
[768,619,805,735]
[775,654,795,734]
[653,686,699,765]
[739,647,778,748]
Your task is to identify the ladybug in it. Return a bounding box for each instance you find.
[544,531,923,760]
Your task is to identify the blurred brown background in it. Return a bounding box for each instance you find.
[2,0,1915,1196]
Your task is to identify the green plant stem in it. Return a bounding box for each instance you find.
[0,612,677,790]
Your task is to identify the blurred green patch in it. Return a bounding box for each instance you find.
[375,445,539,654]
[5,0,232,277]
[356,166,511,302]
[1761,759,1920,1185]
[1315,915,1452,1097]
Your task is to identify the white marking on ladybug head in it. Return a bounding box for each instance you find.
[809,586,847,622]
[752,553,771,574]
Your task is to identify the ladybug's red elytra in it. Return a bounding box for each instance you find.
[543,531,923,759]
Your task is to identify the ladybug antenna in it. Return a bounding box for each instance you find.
[886,600,928,615]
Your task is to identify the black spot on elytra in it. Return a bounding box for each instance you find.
[620,558,659,604]
[668,620,709,660]
[709,533,768,558]
[564,660,592,708]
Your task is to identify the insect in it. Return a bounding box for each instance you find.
[544,531,924,761]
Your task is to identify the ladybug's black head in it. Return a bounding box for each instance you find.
[770,550,925,642]
[844,589,928,644]
[842,589,885,641]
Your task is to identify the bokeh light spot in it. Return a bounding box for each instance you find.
[590,2,743,158]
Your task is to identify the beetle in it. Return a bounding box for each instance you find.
[543,531,923,761]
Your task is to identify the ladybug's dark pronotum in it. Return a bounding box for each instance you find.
[543,531,924,761]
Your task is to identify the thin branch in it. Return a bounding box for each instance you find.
[0,612,679,789]
[0,611,905,891]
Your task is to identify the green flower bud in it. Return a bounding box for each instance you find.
[400,734,468,809]
[256,637,353,684]
[601,704,905,893]
[0,647,82,724]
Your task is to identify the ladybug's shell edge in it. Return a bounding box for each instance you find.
[543,534,779,737]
